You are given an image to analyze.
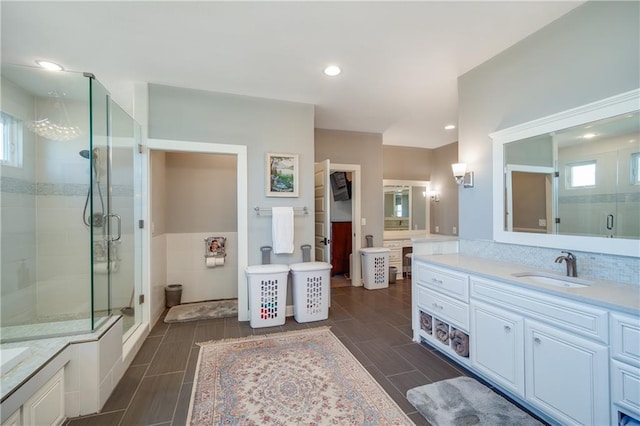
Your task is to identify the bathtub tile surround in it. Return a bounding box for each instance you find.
[0,316,124,422]
[166,232,238,303]
[459,239,640,286]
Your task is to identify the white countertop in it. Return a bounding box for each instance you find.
[383,231,458,241]
[411,234,459,243]
[414,253,640,315]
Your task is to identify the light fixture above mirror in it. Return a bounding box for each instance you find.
[452,163,474,188]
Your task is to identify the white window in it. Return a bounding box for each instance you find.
[631,152,640,185]
[567,161,596,188]
[0,112,23,168]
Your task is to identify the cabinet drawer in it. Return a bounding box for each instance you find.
[384,240,402,249]
[612,312,640,367]
[418,287,469,331]
[471,277,608,343]
[389,250,402,262]
[612,360,640,417]
[415,262,469,302]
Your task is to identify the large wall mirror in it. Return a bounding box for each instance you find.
[491,89,640,257]
[383,179,429,235]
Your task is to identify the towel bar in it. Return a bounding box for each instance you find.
[254,206,308,216]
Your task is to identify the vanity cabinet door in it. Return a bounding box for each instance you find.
[1,408,21,426]
[470,300,524,397]
[525,320,609,426]
[22,368,65,426]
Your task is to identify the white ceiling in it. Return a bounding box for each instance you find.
[1,1,583,149]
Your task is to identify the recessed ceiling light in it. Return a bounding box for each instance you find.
[36,60,63,71]
[444,124,456,130]
[583,133,597,139]
[323,65,341,77]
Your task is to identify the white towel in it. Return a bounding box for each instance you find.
[272,207,294,254]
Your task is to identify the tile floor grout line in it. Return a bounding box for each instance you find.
[116,322,167,426]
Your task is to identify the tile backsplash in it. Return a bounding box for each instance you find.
[459,239,639,286]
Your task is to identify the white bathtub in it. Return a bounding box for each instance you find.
[1,347,30,374]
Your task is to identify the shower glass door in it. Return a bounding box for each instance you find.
[90,79,140,335]
[89,78,110,329]
[108,101,140,336]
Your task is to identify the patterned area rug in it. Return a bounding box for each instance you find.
[164,299,237,323]
[187,327,412,425]
[407,376,543,426]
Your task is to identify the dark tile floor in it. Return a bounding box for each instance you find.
[65,278,466,425]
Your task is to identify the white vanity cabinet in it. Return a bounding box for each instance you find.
[470,300,525,397]
[412,256,622,426]
[413,261,471,364]
[383,239,406,280]
[610,312,640,424]
[524,320,609,425]
[2,368,66,426]
[22,368,65,426]
[471,276,610,425]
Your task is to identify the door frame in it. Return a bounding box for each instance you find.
[505,164,555,233]
[145,138,249,321]
[330,163,362,287]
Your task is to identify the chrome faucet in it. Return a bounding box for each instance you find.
[555,251,577,277]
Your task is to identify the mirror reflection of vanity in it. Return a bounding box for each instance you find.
[383,179,431,280]
[492,89,640,257]
[383,180,429,233]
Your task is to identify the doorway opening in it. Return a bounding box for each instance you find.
[145,139,248,323]
[329,163,361,288]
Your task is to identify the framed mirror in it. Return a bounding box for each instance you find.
[491,89,640,257]
[383,179,429,235]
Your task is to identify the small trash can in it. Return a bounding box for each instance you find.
[165,284,182,308]
[290,261,332,323]
[389,266,397,284]
[360,247,390,290]
[246,264,289,328]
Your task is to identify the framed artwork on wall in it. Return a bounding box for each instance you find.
[266,152,299,197]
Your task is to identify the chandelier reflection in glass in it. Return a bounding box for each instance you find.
[28,90,81,141]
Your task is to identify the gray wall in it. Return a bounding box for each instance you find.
[458,1,640,241]
[382,145,433,180]
[149,84,315,266]
[166,152,237,233]
[150,151,167,236]
[430,142,459,235]
[315,128,384,247]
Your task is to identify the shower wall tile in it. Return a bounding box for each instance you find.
[36,276,90,318]
[0,285,37,326]
[2,231,36,264]
[37,194,68,208]
[37,254,72,281]
[3,205,35,234]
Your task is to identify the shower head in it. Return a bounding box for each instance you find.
[79,148,99,160]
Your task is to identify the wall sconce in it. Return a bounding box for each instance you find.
[452,163,474,188]
[428,190,440,202]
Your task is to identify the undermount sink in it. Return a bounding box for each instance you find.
[512,272,592,288]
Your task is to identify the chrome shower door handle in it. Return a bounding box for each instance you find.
[107,214,122,242]
[606,214,614,230]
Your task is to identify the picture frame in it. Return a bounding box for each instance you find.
[205,236,226,257]
[266,152,299,197]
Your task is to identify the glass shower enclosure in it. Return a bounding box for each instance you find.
[0,64,141,342]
